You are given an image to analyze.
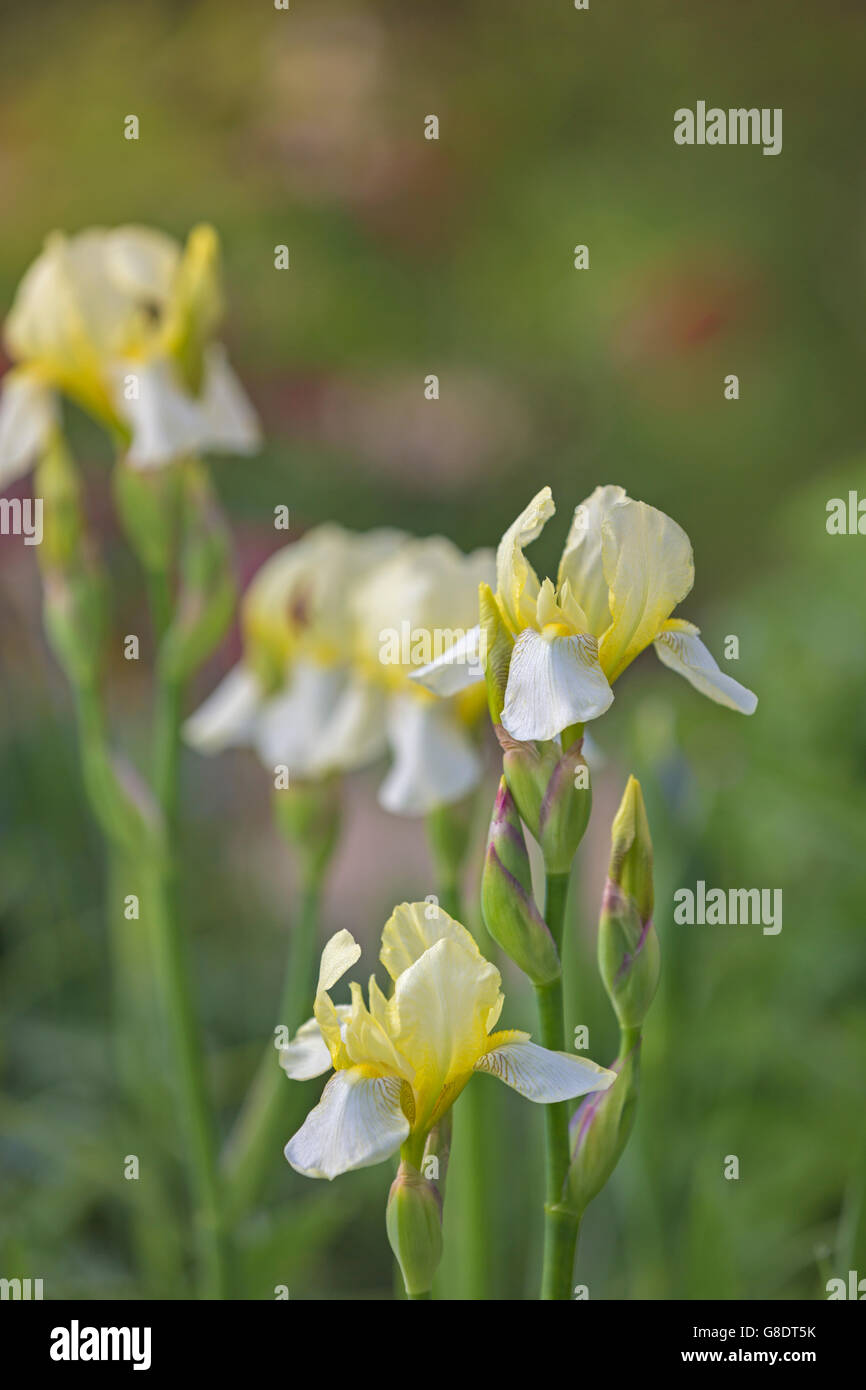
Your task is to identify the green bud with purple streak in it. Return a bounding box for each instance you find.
[496,728,592,874]
[481,777,561,985]
[566,1040,640,1214]
[598,776,659,1029]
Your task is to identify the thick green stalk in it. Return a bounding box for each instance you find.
[223,869,325,1219]
[106,849,186,1295]
[148,858,229,1298]
[536,869,578,1300]
[149,643,229,1298]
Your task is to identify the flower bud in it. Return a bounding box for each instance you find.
[34,431,84,571]
[597,776,659,1029]
[34,440,108,692]
[497,729,592,874]
[112,458,182,576]
[479,582,513,724]
[272,776,341,884]
[566,1041,640,1214]
[481,778,560,985]
[159,460,235,684]
[386,1160,444,1299]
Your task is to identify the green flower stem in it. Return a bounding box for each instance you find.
[149,642,229,1299]
[106,848,185,1296]
[148,856,229,1298]
[73,683,186,1292]
[536,869,577,1300]
[222,867,326,1219]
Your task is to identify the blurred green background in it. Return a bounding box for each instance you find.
[1,0,864,1299]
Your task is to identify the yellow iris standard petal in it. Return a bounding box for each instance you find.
[387,936,503,1130]
[495,487,555,634]
[598,497,695,683]
[379,901,492,983]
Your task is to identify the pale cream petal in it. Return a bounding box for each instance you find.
[182,664,263,753]
[317,930,362,995]
[105,226,180,304]
[557,485,626,638]
[284,1068,409,1180]
[495,487,555,632]
[388,937,502,1124]
[279,1015,342,1081]
[197,345,261,456]
[380,901,490,982]
[116,357,209,467]
[254,662,348,774]
[653,620,758,714]
[379,694,482,816]
[599,497,694,681]
[500,628,614,741]
[308,675,388,775]
[343,982,414,1080]
[475,1040,616,1102]
[408,624,485,697]
[116,346,258,468]
[0,371,57,486]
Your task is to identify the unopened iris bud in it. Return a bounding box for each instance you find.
[112,458,182,576]
[566,1041,640,1213]
[498,730,592,874]
[35,439,107,691]
[481,777,560,985]
[159,460,235,683]
[272,776,341,883]
[598,776,659,1029]
[34,432,84,570]
[386,1160,444,1299]
[479,581,513,724]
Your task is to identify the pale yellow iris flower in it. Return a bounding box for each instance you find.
[0,223,259,484]
[184,525,493,815]
[411,484,757,742]
[282,903,615,1180]
[349,536,494,814]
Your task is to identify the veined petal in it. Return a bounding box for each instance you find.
[380,901,490,982]
[0,371,57,486]
[557,484,626,637]
[344,982,414,1080]
[654,620,758,714]
[500,628,614,742]
[475,1039,616,1102]
[599,498,694,681]
[408,624,485,697]
[379,694,482,816]
[388,936,502,1126]
[495,487,555,632]
[182,663,263,753]
[284,1068,409,1180]
[279,1011,349,1081]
